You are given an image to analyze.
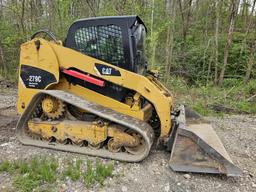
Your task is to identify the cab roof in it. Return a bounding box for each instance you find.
[71,15,147,32]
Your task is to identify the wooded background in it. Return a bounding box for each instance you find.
[0,0,255,86]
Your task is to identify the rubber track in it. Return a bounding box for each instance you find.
[16,90,155,162]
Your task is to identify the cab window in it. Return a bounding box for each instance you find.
[74,25,125,67]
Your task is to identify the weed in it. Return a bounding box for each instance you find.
[83,160,94,186]
[191,103,211,116]
[13,174,40,192]
[0,160,12,172]
[12,160,21,170]
[31,157,39,172]
[83,160,113,186]
[49,158,58,171]
[0,157,115,191]
[62,159,81,181]
[18,161,29,174]
[36,159,56,183]
[95,160,113,185]
[0,158,58,191]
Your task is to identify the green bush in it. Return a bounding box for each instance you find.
[166,77,256,115]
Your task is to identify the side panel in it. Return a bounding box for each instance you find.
[17,39,59,114]
[49,40,173,138]
[18,38,173,138]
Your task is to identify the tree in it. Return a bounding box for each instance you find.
[218,0,240,86]
[0,41,5,75]
[244,42,256,82]
[214,0,222,85]
[165,0,177,82]
[241,0,256,82]
[0,0,255,85]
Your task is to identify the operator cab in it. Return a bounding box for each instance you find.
[65,15,147,74]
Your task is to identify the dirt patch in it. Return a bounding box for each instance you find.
[0,79,17,90]
[0,88,18,144]
[0,115,17,144]
[0,88,255,192]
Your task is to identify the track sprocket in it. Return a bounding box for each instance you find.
[41,95,65,119]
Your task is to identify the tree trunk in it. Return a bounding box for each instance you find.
[178,0,192,74]
[179,0,192,44]
[150,0,156,68]
[178,0,192,44]
[214,0,222,85]
[244,43,256,82]
[218,0,240,86]
[204,38,212,82]
[114,0,127,15]
[85,0,97,16]
[20,0,26,34]
[165,0,177,82]
[29,0,34,31]
[56,1,64,38]
[184,0,192,42]
[240,0,256,56]
[36,0,43,16]
[0,42,6,75]
[0,0,3,17]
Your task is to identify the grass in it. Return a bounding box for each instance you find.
[165,77,256,116]
[0,158,58,192]
[83,160,95,186]
[95,160,113,185]
[83,160,113,186]
[0,160,12,172]
[0,157,114,192]
[62,159,81,181]
[13,175,40,192]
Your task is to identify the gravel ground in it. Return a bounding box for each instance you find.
[0,87,255,192]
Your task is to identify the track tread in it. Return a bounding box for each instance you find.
[16,90,154,162]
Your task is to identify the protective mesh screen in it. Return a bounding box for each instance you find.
[74,25,124,66]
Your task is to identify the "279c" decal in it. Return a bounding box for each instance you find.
[29,75,41,83]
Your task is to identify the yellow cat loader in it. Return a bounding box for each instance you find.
[16,16,241,176]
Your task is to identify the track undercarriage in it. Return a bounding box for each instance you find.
[16,90,154,162]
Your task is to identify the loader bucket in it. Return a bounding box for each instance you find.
[169,106,242,176]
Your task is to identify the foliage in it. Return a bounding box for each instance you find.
[0,157,114,191]
[0,160,12,172]
[62,159,81,181]
[13,175,41,192]
[0,158,57,192]
[83,159,113,186]
[95,159,113,185]
[83,160,94,186]
[0,0,255,85]
[168,77,256,115]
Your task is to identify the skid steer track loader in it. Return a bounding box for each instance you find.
[16,16,242,176]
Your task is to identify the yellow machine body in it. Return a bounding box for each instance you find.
[17,38,173,139]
